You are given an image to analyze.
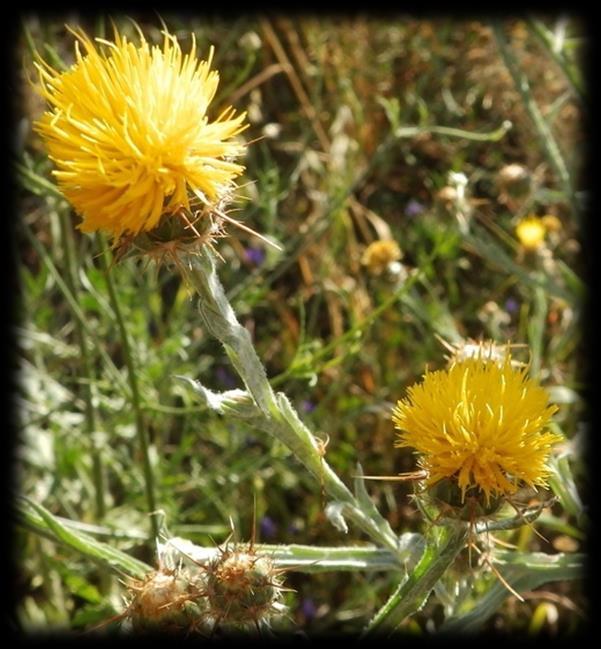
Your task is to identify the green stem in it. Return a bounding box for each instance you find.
[22,223,129,391]
[492,21,578,214]
[363,523,468,636]
[181,249,401,555]
[394,120,512,143]
[20,17,39,61]
[57,210,106,521]
[527,282,547,379]
[97,234,159,540]
[162,538,408,573]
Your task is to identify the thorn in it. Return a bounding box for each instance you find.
[353,470,428,481]
[214,208,283,251]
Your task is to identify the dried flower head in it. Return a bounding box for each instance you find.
[361,239,402,275]
[497,163,531,198]
[392,354,562,504]
[34,24,247,241]
[515,216,547,251]
[125,567,205,632]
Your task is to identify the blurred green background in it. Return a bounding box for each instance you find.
[15,14,586,634]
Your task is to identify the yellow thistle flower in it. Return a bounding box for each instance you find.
[361,240,402,275]
[34,25,247,239]
[392,356,562,503]
[515,216,546,251]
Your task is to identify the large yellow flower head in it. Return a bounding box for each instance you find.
[34,25,247,239]
[392,354,562,504]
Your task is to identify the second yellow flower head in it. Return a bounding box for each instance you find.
[392,352,562,504]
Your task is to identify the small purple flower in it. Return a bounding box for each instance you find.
[301,400,316,413]
[259,515,278,540]
[215,366,237,388]
[504,297,520,314]
[405,199,425,218]
[244,246,265,266]
[300,598,317,622]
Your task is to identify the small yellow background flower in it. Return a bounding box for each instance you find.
[515,216,546,251]
[34,25,247,238]
[392,356,562,502]
[361,240,402,275]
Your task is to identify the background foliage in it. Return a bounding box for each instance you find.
[14,13,586,634]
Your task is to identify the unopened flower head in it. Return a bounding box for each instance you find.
[392,355,562,504]
[204,546,286,629]
[34,24,247,240]
[515,216,546,251]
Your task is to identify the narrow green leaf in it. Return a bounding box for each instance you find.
[17,497,151,580]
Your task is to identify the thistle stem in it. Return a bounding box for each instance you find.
[181,248,401,555]
[362,523,469,636]
[98,235,159,540]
